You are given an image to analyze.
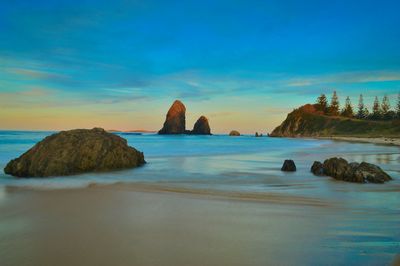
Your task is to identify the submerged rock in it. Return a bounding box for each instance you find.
[159,100,186,134]
[311,161,324,176]
[229,130,240,136]
[281,160,296,172]
[191,116,211,135]
[316,157,392,183]
[4,128,145,177]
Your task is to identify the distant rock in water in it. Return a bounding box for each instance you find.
[311,157,392,183]
[4,128,145,177]
[269,103,400,137]
[158,100,212,135]
[281,160,296,172]
[159,100,186,134]
[191,116,211,135]
[229,130,240,136]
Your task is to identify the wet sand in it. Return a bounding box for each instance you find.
[0,184,399,266]
[319,136,400,146]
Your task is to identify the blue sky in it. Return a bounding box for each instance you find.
[1,0,400,132]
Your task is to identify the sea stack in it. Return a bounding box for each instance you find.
[4,128,145,177]
[158,100,212,135]
[191,116,211,135]
[159,100,186,134]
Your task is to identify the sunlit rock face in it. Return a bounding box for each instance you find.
[158,100,187,134]
[159,100,211,135]
[191,116,211,135]
[4,128,145,177]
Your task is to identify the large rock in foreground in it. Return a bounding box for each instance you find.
[191,116,211,135]
[159,100,186,134]
[4,128,145,177]
[311,157,392,183]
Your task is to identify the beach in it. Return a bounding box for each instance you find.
[1,131,400,265]
[321,136,400,147]
[1,183,399,266]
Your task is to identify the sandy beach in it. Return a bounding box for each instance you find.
[1,183,399,266]
[319,136,400,146]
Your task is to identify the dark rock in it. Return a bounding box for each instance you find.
[4,128,145,177]
[281,160,296,172]
[311,161,324,176]
[158,100,186,134]
[349,162,360,170]
[229,130,240,136]
[191,116,211,135]
[322,157,358,182]
[321,157,392,183]
[353,162,392,183]
[255,132,259,137]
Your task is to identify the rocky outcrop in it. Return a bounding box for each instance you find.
[191,116,211,135]
[229,130,240,136]
[281,160,296,172]
[310,161,324,176]
[270,104,400,137]
[353,162,392,183]
[159,100,186,134]
[310,157,392,183]
[4,128,145,177]
[158,100,211,135]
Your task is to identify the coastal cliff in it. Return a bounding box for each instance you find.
[270,104,400,138]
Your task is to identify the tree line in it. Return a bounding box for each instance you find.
[315,91,400,121]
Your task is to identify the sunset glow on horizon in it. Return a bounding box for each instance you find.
[1,0,400,133]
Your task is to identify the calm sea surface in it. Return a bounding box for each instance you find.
[0,131,399,265]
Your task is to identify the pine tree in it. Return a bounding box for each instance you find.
[357,94,365,119]
[341,96,354,117]
[316,94,328,113]
[381,95,390,116]
[329,91,340,116]
[372,96,381,120]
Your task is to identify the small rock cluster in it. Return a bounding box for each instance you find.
[281,157,392,184]
[311,157,392,183]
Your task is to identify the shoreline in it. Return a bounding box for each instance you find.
[4,181,332,207]
[317,136,400,146]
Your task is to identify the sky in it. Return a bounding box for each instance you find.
[1,0,400,133]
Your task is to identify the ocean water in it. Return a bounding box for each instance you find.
[0,130,399,193]
[0,131,399,265]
